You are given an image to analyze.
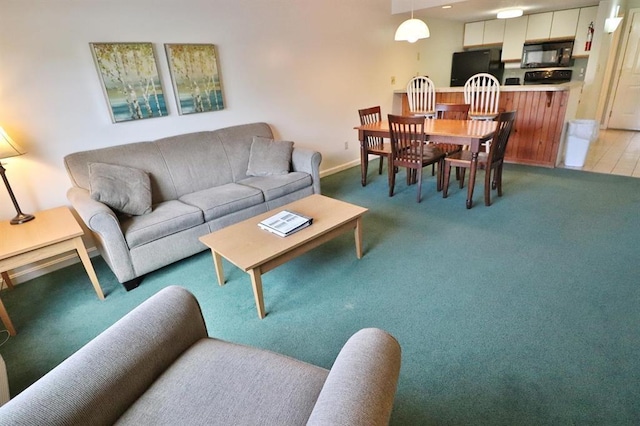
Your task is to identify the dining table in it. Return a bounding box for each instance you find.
[354,118,498,209]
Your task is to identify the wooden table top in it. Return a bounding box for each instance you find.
[199,194,368,271]
[0,207,83,259]
[355,118,497,139]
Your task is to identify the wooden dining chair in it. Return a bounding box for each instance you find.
[427,103,470,177]
[388,114,446,203]
[442,111,517,207]
[358,106,392,187]
[406,76,436,118]
[463,73,500,121]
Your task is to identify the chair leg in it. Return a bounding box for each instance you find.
[496,165,503,196]
[416,167,423,203]
[443,161,451,198]
[484,165,492,206]
[388,162,396,197]
[459,168,466,189]
[378,155,384,175]
[436,159,443,192]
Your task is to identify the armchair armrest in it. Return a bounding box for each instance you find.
[307,328,401,426]
[292,147,322,194]
[0,286,208,424]
[67,187,135,283]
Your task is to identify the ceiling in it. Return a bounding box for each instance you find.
[392,0,601,22]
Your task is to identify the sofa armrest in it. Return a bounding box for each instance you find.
[67,186,135,283]
[306,328,401,426]
[292,147,322,194]
[0,286,208,424]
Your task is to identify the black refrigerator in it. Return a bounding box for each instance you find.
[450,49,504,87]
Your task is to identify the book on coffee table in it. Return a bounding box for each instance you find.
[258,210,313,237]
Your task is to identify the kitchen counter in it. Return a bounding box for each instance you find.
[394,82,582,167]
[394,82,581,94]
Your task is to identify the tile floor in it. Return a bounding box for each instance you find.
[565,129,640,178]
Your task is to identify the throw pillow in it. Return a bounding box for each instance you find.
[89,162,152,216]
[246,136,293,177]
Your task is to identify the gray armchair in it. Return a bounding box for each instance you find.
[0,286,401,425]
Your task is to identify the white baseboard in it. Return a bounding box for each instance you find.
[319,159,360,178]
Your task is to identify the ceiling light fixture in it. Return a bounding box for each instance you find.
[395,1,430,43]
[604,5,623,33]
[497,9,523,19]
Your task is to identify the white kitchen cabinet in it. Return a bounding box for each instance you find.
[550,8,579,39]
[526,12,553,41]
[483,19,505,44]
[501,16,528,62]
[573,6,598,57]
[464,21,485,47]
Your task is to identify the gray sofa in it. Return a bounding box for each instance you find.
[0,286,402,425]
[64,123,322,290]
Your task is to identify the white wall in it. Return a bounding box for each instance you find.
[0,0,463,224]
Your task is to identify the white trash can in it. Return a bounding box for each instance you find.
[564,119,599,167]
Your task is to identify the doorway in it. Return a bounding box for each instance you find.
[607,8,640,130]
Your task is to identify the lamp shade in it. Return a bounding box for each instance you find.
[395,18,430,43]
[0,127,25,159]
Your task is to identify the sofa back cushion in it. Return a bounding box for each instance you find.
[64,142,178,205]
[154,123,273,198]
[154,131,233,198]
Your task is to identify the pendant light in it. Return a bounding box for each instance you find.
[395,1,430,43]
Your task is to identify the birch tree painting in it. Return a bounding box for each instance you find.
[165,44,225,115]
[90,43,167,123]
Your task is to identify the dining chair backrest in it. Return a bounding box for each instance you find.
[435,103,470,120]
[488,110,517,164]
[463,73,500,120]
[406,76,436,117]
[358,106,383,149]
[387,114,427,164]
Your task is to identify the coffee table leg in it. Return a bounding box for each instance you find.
[248,269,266,319]
[354,217,363,259]
[73,237,105,300]
[211,251,226,286]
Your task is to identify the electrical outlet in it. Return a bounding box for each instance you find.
[391,76,396,85]
[344,141,349,150]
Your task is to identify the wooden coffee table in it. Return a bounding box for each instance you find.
[199,194,368,318]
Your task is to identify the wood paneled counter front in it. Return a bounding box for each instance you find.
[395,83,582,167]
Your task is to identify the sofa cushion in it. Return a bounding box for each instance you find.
[179,183,264,222]
[246,136,293,177]
[120,200,204,249]
[89,163,152,216]
[115,338,329,425]
[238,172,313,201]
[154,131,235,198]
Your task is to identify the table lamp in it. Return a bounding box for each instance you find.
[0,126,35,224]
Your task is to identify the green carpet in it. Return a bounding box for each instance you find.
[1,164,639,425]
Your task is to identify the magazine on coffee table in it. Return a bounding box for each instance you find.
[258,210,313,237]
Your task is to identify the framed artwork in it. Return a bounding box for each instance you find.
[165,43,225,115]
[90,42,168,123]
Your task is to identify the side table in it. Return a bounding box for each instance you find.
[0,206,105,335]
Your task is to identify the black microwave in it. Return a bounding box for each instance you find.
[521,40,574,68]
